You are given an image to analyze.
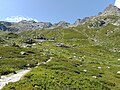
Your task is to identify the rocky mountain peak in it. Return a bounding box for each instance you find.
[0,4,120,32]
[53,21,70,28]
[74,19,81,26]
[101,4,120,16]
[18,20,37,24]
[104,4,120,12]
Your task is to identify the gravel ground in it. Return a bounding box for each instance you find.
[0,69,30,90]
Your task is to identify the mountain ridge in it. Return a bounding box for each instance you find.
[0,4,120,31]
[0,4,120,90]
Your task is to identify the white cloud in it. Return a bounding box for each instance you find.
[114,0,120,8]
[5,15,38,22]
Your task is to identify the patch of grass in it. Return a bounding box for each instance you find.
[1,23,120,90]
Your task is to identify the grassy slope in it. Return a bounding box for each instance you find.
[1,23,120,90]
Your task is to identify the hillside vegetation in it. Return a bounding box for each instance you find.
[0,5,120,90]
[0,19,120,90]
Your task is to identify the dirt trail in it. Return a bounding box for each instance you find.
[0,57,53,90]
[0,69,30,90]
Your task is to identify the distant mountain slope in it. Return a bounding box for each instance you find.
[0,4,120,90]
[0,5,120,32]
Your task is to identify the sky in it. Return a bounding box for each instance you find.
[115,0,120,8]
[0,0,115,23]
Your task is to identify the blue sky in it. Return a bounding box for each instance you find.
[0,0,115,23]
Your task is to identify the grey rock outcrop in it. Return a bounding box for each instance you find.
[0,4,120,32]
[0,24,7,31]
[74,4,120,27]
[0,21,12,26]
[74,19,81,26]
[14,20,52,31]
[74,17,94,26]
[0,20,52,32]
[53,21,70,28]
[100,4,120,16]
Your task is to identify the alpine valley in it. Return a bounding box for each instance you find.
[0,4,120,90]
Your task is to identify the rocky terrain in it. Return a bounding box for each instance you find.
[0,70,30,90]
[0,4,120,90]
[0,5,119,32]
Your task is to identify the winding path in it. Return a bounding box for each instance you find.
[0,57,53,90]
[0,70,30,90]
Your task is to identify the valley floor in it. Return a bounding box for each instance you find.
[0,23,120,89]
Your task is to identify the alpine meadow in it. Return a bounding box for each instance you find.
[0,1,120,90]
